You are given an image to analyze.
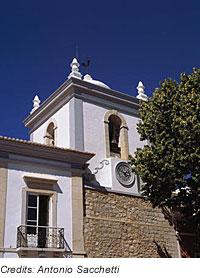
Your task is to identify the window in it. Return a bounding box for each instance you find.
[104,110,129,159]
[44,119,57,146]
[45,122,55,146]
[109,115,121,157]
[20,175,59,249]
[26,193,50,248]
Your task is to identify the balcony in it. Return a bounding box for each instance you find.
[17,225,71,252]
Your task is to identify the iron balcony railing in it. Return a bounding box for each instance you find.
[17,225,70,250]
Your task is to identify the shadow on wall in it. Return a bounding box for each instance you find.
[153,240,172,258]
[83,166,101,188]
[161,206,200,257]
[161,207,174,226]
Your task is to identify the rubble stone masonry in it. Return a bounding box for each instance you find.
[83,187,179,258]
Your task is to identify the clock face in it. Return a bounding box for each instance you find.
[115,162,135,187]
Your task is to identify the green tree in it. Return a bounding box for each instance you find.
[130,68,200,232]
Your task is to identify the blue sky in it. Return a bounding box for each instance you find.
[0,0,200,140]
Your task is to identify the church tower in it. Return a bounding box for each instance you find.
[24,58,148,195]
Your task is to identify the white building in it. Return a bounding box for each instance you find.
[0,57,149,258]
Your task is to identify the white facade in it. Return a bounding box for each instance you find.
[82,101,145,169]
[0,137,93,258]
[31,102,70,148]
[25,59,147,195]
[4,161,72,258]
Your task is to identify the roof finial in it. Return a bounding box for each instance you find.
[136,81,148,101]
[68,57,82,80]
[31,95,40,114]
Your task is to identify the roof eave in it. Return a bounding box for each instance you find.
[24,77,140,129]
[0,137,95,166]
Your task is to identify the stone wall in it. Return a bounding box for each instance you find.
[83,187,179,258]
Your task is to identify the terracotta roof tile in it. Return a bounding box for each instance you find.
[0,136,95,156]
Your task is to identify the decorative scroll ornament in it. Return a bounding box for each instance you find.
[93,159,110,175]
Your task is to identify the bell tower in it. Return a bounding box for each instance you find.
[24,57,148,195]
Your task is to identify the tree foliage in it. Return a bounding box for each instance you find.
[130,68,200,231]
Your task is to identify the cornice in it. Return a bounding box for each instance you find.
[24,78,74,128]
[0,137,94,167]
[24,77,140,130]
[72,77,139,103]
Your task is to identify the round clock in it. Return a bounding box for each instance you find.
[115,162,135,187]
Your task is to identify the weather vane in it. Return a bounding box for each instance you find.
[82,56,90,74]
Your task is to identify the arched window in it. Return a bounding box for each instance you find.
[109,115,121,157]
[44,122,57,146]
[104,110,129,159]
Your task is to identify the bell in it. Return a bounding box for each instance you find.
[111,137,117,144]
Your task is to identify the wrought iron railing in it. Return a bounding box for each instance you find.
[17,225,70,250]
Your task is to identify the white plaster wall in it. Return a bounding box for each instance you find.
[31,103,70,148]
[83,102,107,172]
[83,101,146,171]
[125,114,147,155]
[4,162,72,257]
[83,101,146,193]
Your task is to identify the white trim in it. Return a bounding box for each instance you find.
[24,78,140,131]
[23,174,58,185]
